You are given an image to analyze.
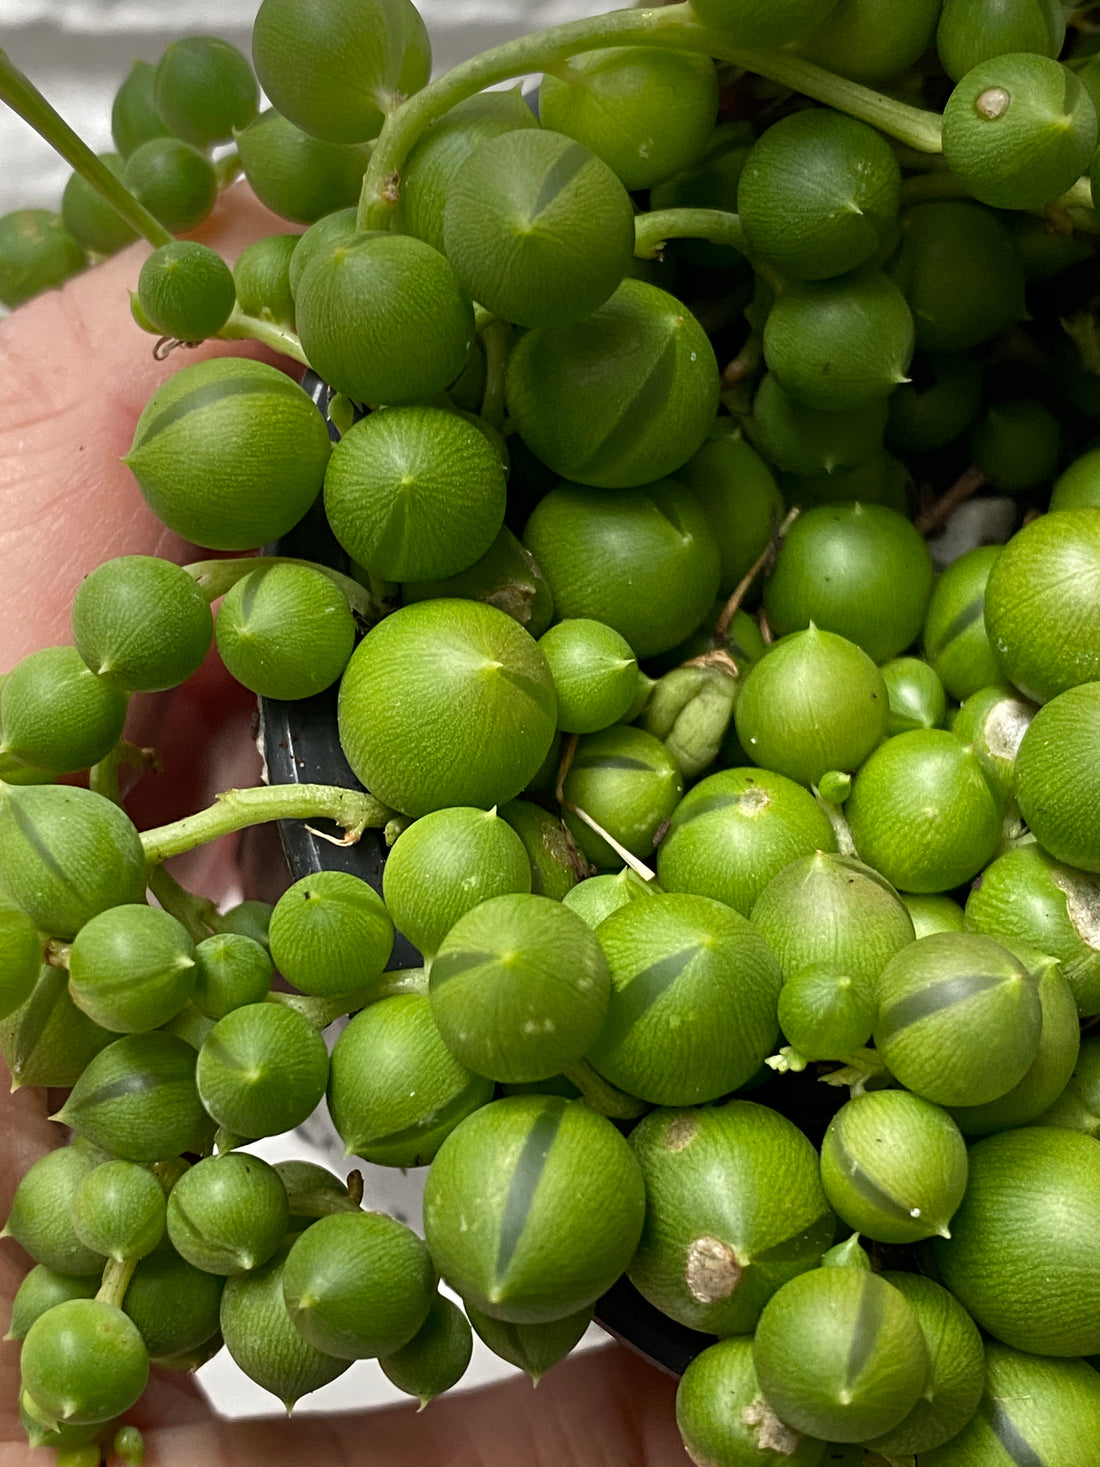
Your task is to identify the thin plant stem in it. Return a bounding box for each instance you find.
[140,784,395,866]
[563,1058,649,1120]
[357,4,942,230]
[0,46,172,248]
[147,865,220,942]
[214,303,310,366]
[184,556,384,625]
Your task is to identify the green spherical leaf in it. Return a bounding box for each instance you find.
[505,278,719,488]
[657,767,838,918]
[753,1267,929,1444]
[820,1090,968,1244]
[196,1002,329,1138]
[20,1299,149,1426]
[429,892,611,1083]
[846,728,1004,893]
[0,646,128,775]
[59,1032,214,1161]
[61,154,137,256]
[154,36,259,149]
[0,210,85,310]
[763,270,915,412]
[628,1101,835,1337]
[124,357,331,551]
[237,109,371,223]
[984,508,1100,703]
[942,53,1097,210]
[1015,682,1100,873]
[523,480,721,659]
[933,1127,1100,1355]
[68,904,196,1034]
[71,1159,167,1262]
[328,992,494,1165]
[337,598,557,818]
[251,0,431,144]
[215,562,356,701]
[739,109,900,281]
[381,806,531,958]
[324,406,505,581]
[220,1246,349,1408]
[267,870,392,997]
[294,226,474,408]
[734,626,889,787]
[71,555,213,694]
[587,893,782,1105]
[137,241,236,342]
[4,1145,108,1275]
[111,59,172,158]
[538,46,719,192]
[121,137,217,234]
[422,1095,646,1324]
[282,1211,434,1358]
[443,129,634,328]
[0,783,146,938]
[764,502,933,664]
[873,931,1041,1107]
[166,1152,289,1275]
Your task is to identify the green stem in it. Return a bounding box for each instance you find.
[147,865,220,942]
[184,555,384,625]
[357,3,941,231]
[0,46,172,248]
[88,739,160,808]
[88,742,124,805]
[480,317,510,430]
[214,303,310,366]
[96,1254,139,1308]
[813,789,857,858]
[366,965,430,999]
[140,783,396,865]
[634,207,747,259]
[269,989,371,1028]
[563,1058,648,1121]
[270,965,429,1026]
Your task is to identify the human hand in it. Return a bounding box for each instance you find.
[0,188,688,1467]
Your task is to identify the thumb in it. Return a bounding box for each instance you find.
[124,1343,689,1467]
[0,181,297,671]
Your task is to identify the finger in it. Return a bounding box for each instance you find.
[118,1344,689,1467]
[0,182,297,671]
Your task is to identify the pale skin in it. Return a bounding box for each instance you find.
[0,186,689,1466]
